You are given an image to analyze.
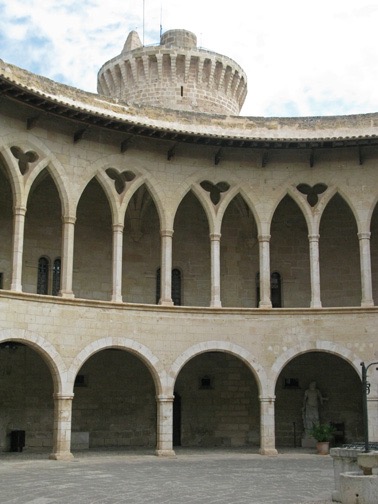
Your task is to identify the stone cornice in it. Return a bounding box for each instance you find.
[1,59,378,149]
[0,290,377,317]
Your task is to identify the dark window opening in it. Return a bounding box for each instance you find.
[0,272,3,289]
[37,257,49,295]
[283,378,299,389]
[199,376,212,389]
[52,258,61,296]
[256,271,282,307]
[156,268,182,306]
[180,86,184,97]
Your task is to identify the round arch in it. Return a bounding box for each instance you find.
[168,340,267,395]
[0,328,67,394]
[67,337,165,395]
[270,341,362,396]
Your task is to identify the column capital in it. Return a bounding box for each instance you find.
[53,393,74,401]
[160,229,174,238]
[258,234,271,243]
[210,233,221,241]
[358,232,371,240]
[112,223,124,233]
[156,394,175,402]
[62,215,76,225]
[259,395,276,403]
[13,205,27,216]
[308,234,320,242]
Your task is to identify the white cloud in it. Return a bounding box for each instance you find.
[0,0,377,117]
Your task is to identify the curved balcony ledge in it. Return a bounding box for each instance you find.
[0,289,376,317]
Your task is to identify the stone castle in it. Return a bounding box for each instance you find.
[0,29,377,458]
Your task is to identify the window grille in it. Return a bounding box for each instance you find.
[256,271,282,308]
[37,257,49,295]
[156,267,182,305]
[52,258,61,296]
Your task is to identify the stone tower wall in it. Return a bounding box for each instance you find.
[97,29,248,115]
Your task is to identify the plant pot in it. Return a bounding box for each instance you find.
[316,441,330,455]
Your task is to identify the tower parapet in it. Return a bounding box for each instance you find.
[97,29,248,115]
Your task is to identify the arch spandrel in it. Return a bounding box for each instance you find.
[0,149,24,207]
[168,341,268,396]
[1,136,71,216]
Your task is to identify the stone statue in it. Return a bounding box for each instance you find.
[302,381,324,433]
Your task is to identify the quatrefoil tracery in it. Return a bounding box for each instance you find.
[10,146,39,175]
[106,168,136,194]
[296,183,327,207]
[200,180,230,205]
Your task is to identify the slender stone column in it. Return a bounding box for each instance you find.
[210,233,222,308]
[60,216,76,298]
[111,224,124,302]
[155,394,176,456]
[49,393,74,460]
[308,234,322,308]
[159,230,174,306]
[358,232,374,307]
[258,235,272,308]
[259,396,278,456]
[10,205,26,292]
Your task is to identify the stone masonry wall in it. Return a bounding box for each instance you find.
[0,345,54,451]
[72,350,156,448]
[175,352,260,447]
[275,352,363,446]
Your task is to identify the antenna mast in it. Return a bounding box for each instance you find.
[160,2,163,39]
[143,0,145,45]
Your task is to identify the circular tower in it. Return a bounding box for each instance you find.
[97,29,248,115]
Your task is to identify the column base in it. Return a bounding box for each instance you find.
[59,291,75,299]
[361,299,374,308]
[310,301,322,308]
[159,300,174,306]
[111,295,123,303]
[259,448,278,456]
[259,301,272,309]
[10,284,22,292]
[49,451,74,461]
[155,449,176,457]
[210,300,222,308]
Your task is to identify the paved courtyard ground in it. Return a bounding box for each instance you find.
[0,448,334,504]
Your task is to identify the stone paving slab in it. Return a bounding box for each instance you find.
[0,449,334,504]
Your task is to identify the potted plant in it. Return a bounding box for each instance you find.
[310,423,336,455]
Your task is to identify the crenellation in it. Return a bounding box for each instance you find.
[97,29,247,115]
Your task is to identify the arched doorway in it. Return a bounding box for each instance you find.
[174,351,259,447]
[220,194,258,307]
[74,178,112,301]
[275,352,363,447]
[270,195,310,307]
[0,160,13,289]
[122,184,160,304]
[319,194,360,306]
[72,349,157,450]
[173,191,210,307]
[0,341,54,451]
[23,170,62,295]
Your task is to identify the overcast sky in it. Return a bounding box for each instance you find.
[0,0,377,117]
